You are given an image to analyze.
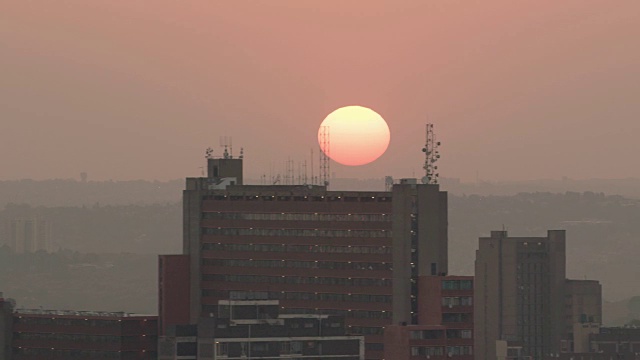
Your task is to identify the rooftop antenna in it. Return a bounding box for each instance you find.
[421,124,441,184]
[205,147,214,159]
[239,147,244,159]
[310,148,315,185]
[220,136,232,159]
[302,160,308,185]
[319,126,330,188]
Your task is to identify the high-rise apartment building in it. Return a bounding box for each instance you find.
[8,218,51,253]
[474,230,602,360]
[160,157,449,360]
[475,230,567,360]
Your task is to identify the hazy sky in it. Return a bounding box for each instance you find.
[2,1,639,182]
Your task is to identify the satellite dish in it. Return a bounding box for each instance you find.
[421,176,429,184]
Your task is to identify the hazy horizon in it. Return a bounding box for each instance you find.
[2,1,639,182]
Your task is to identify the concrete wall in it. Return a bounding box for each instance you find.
[474,230,568,360]
[391,184,414,325]
[159,255,191,335]
[0,298,14,360]
[183,187,203,323]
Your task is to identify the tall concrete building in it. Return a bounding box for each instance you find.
[565,280,602,331]
[8,218,51,253]
[474,230,568,360]
[160,157,449,360]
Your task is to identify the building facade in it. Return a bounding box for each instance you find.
[384,275,474,360]
[7,218,51,253]
[0,297,158,360]
[564,279,602,352]
[158,299,364,359]
[161,157,449,360]
[542,327,640,360]
[474,230,602,360]
[474,230,568,360]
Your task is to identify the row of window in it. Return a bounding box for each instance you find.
[215,339,340,356]
[409,329,472,340]
[205,195,390,203]
[202,243,392,255]
[203,290,391,303]
[202,228,391,238]
[15,349,124,359]
[202,212,390,222]
[203,258,392,271]
[442,280,473,290]
[349,326,385,335]
[14,333,120,343]
[442,313,473,323]
[411,346,473,356]
[13,318,120,327]
[204,274,392,287]
[281,308,392,320]
[442,296,473,306]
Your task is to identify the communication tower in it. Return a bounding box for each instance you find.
[421,124,441,184]
[319,126,330,188]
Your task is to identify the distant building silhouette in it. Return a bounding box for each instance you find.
[7,218,51,253]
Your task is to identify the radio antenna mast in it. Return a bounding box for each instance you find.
[319,126,330,188]
[421,124,441,184]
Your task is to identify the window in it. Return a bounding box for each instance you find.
[447,346,473,355]
[410,330,443,339]
[411,347,444,356]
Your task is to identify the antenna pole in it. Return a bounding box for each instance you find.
[310,148,314,185]
[319,126,330,189]
[422,124,441,184]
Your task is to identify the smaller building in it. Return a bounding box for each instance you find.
[565,280,602,326]
[542,326,640,360]
[0,297,158,360]
[384,275,473,360]
[158,299,365,360]
[590,327,640,355]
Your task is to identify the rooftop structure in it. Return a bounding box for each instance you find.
[158,299,364,359]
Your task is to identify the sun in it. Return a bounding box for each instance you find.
[318,106,390,166]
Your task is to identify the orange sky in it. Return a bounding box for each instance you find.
[1,1,639,182]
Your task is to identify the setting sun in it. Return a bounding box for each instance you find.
[318,106,390,166]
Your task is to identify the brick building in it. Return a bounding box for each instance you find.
[160,157,449,359]
[0,297,158,360]
[384,276,474,360]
